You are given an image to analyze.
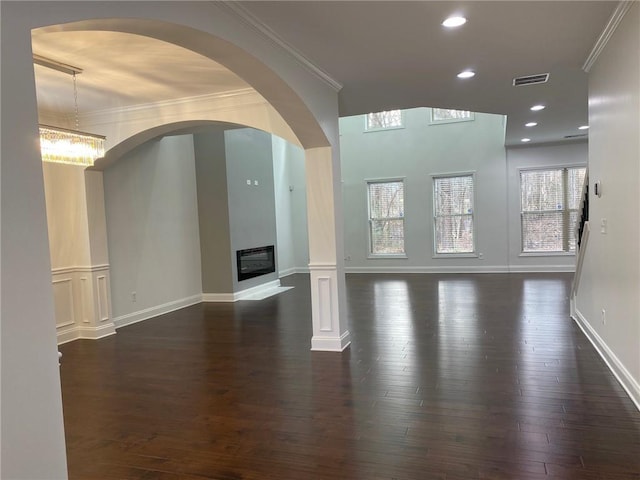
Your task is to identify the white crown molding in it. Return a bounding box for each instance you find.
[583,1,635,72]
[218,2,343,93]
[79,88,259,123]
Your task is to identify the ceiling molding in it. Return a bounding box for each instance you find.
[217,1,343,92]
[583,1,634,72]
[77,88,259,122]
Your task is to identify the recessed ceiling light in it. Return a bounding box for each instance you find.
[578,125,589,130]
[442,16,467,28]
[457,70,475,79]
[521,138,531,142]
[525,122,538,127]
[530,105,545,111]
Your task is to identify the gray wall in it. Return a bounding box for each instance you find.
[340,108,509,272]
[194,131,233,293]
[104,135,203,318]
[576,3,639,402]
[273,135,308,275]
[506,142,588,270]
[225,128,279,290]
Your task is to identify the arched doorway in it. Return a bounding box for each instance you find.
[1,3,349,477]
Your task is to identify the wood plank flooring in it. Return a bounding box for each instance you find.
[60,273,640,479]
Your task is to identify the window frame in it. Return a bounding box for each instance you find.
[518,165,586,256]
[429,108,475,125]
[431,172,477,258]
[366,177,407,259]
[364,110,405,132]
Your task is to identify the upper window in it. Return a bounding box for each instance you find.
[367,180,405,256]
[433,174,475,254]
[366,110,403,130]
[520,166,586,253]
[431,108,474,124]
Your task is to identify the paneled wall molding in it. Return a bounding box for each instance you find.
[309,266,351,351]
[573,308,640,411]
[583,1,635,72]
[53,265,115,345]
[51,264,110,275]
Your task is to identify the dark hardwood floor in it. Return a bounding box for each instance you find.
[60,273,640,479]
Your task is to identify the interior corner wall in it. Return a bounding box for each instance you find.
[340,108,509,272]
[225,128,279,291]
[103,135,203,323]
[575,3,640,405]
[506,142,588,271]
[273,135,308,276]
[193,131,233,294]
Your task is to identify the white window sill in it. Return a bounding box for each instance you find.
[432,253,478,259]
[519,252,575,257]
[367,254,408,260]
[364,125,405,133]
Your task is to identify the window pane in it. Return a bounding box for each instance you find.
[568,210,579,252]
[432,108,472,122]
[366,110,403,129]
[369,181,404,219]
[370,219,405,254]
[435,215,474,253]
[521,169,564,212]
[434,176,474,215]
[568,167,587,209]
[522,212,563,252]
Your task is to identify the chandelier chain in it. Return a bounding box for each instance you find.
[72,72,79,130]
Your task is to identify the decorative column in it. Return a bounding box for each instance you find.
[305,146,351,351]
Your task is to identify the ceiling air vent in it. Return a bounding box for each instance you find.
[512,73,549,87]
[564,134,588,139]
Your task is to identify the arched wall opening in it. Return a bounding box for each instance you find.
[2,3,349,478]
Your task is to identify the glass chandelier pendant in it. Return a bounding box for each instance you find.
[39,125,105,166]
[37,63,105,167]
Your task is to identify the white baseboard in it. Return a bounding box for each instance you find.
[311,330,351,352]
[203,279,281,302]
[113,294,203,329]
[508,264,576,273]
[57,322,116,344]
[278,267,296,278]
[345,265,509,274]
[573,307,640,411]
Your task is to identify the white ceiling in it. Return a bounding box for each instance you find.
[32,1,617,146]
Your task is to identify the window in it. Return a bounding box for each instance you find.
[431,108,474,124]
[433,174,475,254]
[520,166,586,253]
[367,180,405,255]
[366,110,403,130]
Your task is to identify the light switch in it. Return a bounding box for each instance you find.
[600,218,607,234]
[246,179,251,186]
[254,180,259,186]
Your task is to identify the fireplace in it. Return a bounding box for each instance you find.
[236,245,275,281]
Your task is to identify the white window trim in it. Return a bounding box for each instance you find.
[518,164,586,255]
[429,108,475,125]
[364,110,405,132]
[366,177,407,258]
[431,171,477,257]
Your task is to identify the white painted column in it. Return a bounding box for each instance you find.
[305,147,351,351]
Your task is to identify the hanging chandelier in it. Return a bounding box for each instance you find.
[35,54,105,166]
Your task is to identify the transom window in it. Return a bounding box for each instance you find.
[366,110,403,130]
[520,166,587,253]
[367,180,405,255]
[431,108,473,124]
[433,174,475,254]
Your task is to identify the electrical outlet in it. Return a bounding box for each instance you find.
[132,291,137,303]
[601,308,606,325]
